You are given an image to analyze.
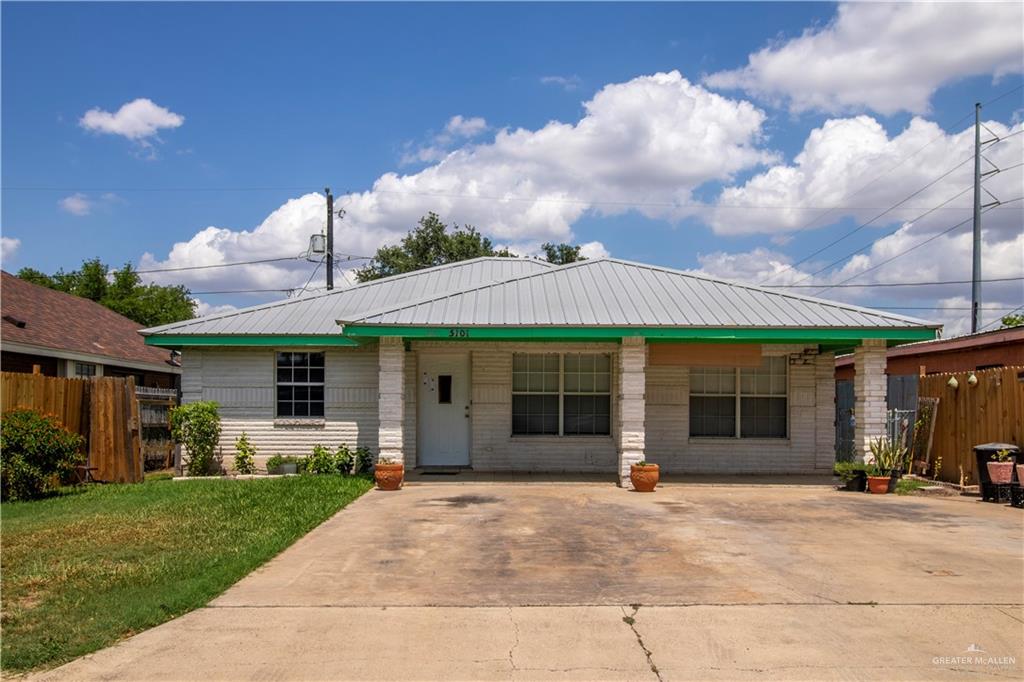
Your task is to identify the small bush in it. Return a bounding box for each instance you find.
[234,432,257,475]
[266,454,303,473]
[1,409,86,501]
[170,402,222,477]
[353,446,374,475]
[833,461,868,483]
[306,445,337,475]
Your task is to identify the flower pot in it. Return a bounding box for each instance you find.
[375,463,404,491]
[1016,464,1024,484]
[867,476,891,494]
[280,463,297,475]
[842,471,867,492]
[630,464,659,492]
[987,461,1013,484]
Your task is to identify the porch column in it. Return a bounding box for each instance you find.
[377,337,405,464]
[853,338,887,461]
[617,336,646,488]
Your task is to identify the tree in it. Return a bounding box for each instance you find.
[541,242,587,265]
[16,259,195,327]
[355,212,514,282]
[1000,313,1024,328]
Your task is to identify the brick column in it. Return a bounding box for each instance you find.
[814,351,836,470]
[853,339,887,461]
[377,337,405,464]
[617,337,646,488]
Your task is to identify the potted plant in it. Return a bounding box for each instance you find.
[630,460,660,492]
[266,454,299,476]
[866,436,906,495]
[988,449,1014,484]
[374,457,404,490]
[833,461,868,492]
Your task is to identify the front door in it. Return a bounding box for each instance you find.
[417,353,471,466]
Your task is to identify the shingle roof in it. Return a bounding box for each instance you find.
[142,257,556,336]
[342,258,938,329]
[1,271,178,368]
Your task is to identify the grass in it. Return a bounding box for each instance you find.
[0,474,373,673]
[895,477,932,495]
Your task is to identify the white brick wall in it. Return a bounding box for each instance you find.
[617,337,646,487]
[853,338,887,460]
[377,337,406,464]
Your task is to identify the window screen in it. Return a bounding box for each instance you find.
[276,352,325,417]
[512,353,611,436]
[689,357,787,438]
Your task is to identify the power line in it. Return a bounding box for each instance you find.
[136,255,304,274]
[294,257,325,297]
[764,276,1024,289]
[977,304,1024,332]
[190,288,295,295]
[810,197,1023,295]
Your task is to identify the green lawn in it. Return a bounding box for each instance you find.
[1,474,373,673]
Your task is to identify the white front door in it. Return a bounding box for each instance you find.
[417,353,471,466]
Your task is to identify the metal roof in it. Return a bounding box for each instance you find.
[342,258,939,329]
[141,257,555,336]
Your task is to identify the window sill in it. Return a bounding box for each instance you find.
[509,434,613,440]
[688,437,791,444]
[273,418,326,429]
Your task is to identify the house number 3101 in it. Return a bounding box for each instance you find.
[448,328,469,338]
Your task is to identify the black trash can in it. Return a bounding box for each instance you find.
[973,442,1020,502]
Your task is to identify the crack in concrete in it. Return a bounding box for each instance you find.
[622,604,662,682]
[993,606,1024,624]
[506,607,520,673]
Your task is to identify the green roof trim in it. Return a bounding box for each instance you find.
[339,324,937,343]
[144,334,360,349]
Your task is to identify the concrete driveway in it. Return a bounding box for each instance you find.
[32,483,1024,681]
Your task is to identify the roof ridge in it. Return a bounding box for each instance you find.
[141,256,554,334]
[3,270,147,329]
[343,257,938,328]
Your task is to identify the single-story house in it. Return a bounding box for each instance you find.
[141,257,939,485]
[1,271,181,388]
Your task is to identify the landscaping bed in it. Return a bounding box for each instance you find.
[0,473,372,673]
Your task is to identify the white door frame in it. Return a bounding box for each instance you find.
[416,351,472,467]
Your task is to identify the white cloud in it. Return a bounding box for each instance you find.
[193,300,238,317]
[444,115,487,139]
[710,115,1024,241]
[58,193,92,216]
[1,236,21,262]
[705,2,1024,115]
[541,75,583,92]
[145,71,773,294]
[401,115,489,165]
[579,241,610,260]
[79,98,184,141]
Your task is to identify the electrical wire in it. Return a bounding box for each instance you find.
[136,255,304,274]
[978,304,1024,332]
[764,276,1024,289]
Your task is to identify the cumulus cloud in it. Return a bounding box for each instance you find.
[710,115,1024,240]
[540,75,583,92]
[144,71,772,292]
[79,98,184,144]
[1,236,21,262]
[401,115,489,165]
[579,241,610,259]
[58,193,92,216]
[705,2,1024,114]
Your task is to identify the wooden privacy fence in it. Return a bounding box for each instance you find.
[1,372,143,483]
[918,366,1024,485]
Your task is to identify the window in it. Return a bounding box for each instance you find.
[276,352,325,417]
[689,356,787,439]
[512,353,611,436]
[438,375,453,404]
[75,362,97,377]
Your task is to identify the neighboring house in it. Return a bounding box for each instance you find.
[141,257,938,485]
[1,271,181,388]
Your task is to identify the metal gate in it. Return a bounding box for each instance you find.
[834,375,919,463]
[835,380,855,461]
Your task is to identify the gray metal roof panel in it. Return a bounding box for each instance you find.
[141,257,556,336]
[344,258,939,329]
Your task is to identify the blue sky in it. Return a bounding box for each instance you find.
[2,2,1022,334]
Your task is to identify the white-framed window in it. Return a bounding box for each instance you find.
[276,352,325,417]
[689,356,788,439]
[512,352,611,436]
[75,362,97,377]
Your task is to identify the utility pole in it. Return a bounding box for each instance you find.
[325,187,334,291]
[971,103,982,333]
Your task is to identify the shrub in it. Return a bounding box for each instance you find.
[833,461,868,483]
[335,444,354,474]
[1,409,86,501]
[353,446,374,475]
[234,432,257,475]
[169,401,222,477]
[306,445,337,475]
[867,436,906,476]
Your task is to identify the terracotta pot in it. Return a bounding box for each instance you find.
[375,463,404,491]
[987,461,1013,485]
[867,475,891,494]
[630,464,660,492]
[1016,464,1024,485]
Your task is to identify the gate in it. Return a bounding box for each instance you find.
[835,380,855,461]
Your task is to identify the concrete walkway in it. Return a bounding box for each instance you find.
[29,484,1024,681]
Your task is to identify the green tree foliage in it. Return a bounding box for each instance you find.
[170,401,222,477]
[355,212,514,282]
[16,258,195,327]
[1000,313,1024,328]
[541,242,587,265]
[0,409,86,501]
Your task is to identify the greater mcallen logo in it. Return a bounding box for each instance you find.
[932,644,1017,667]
